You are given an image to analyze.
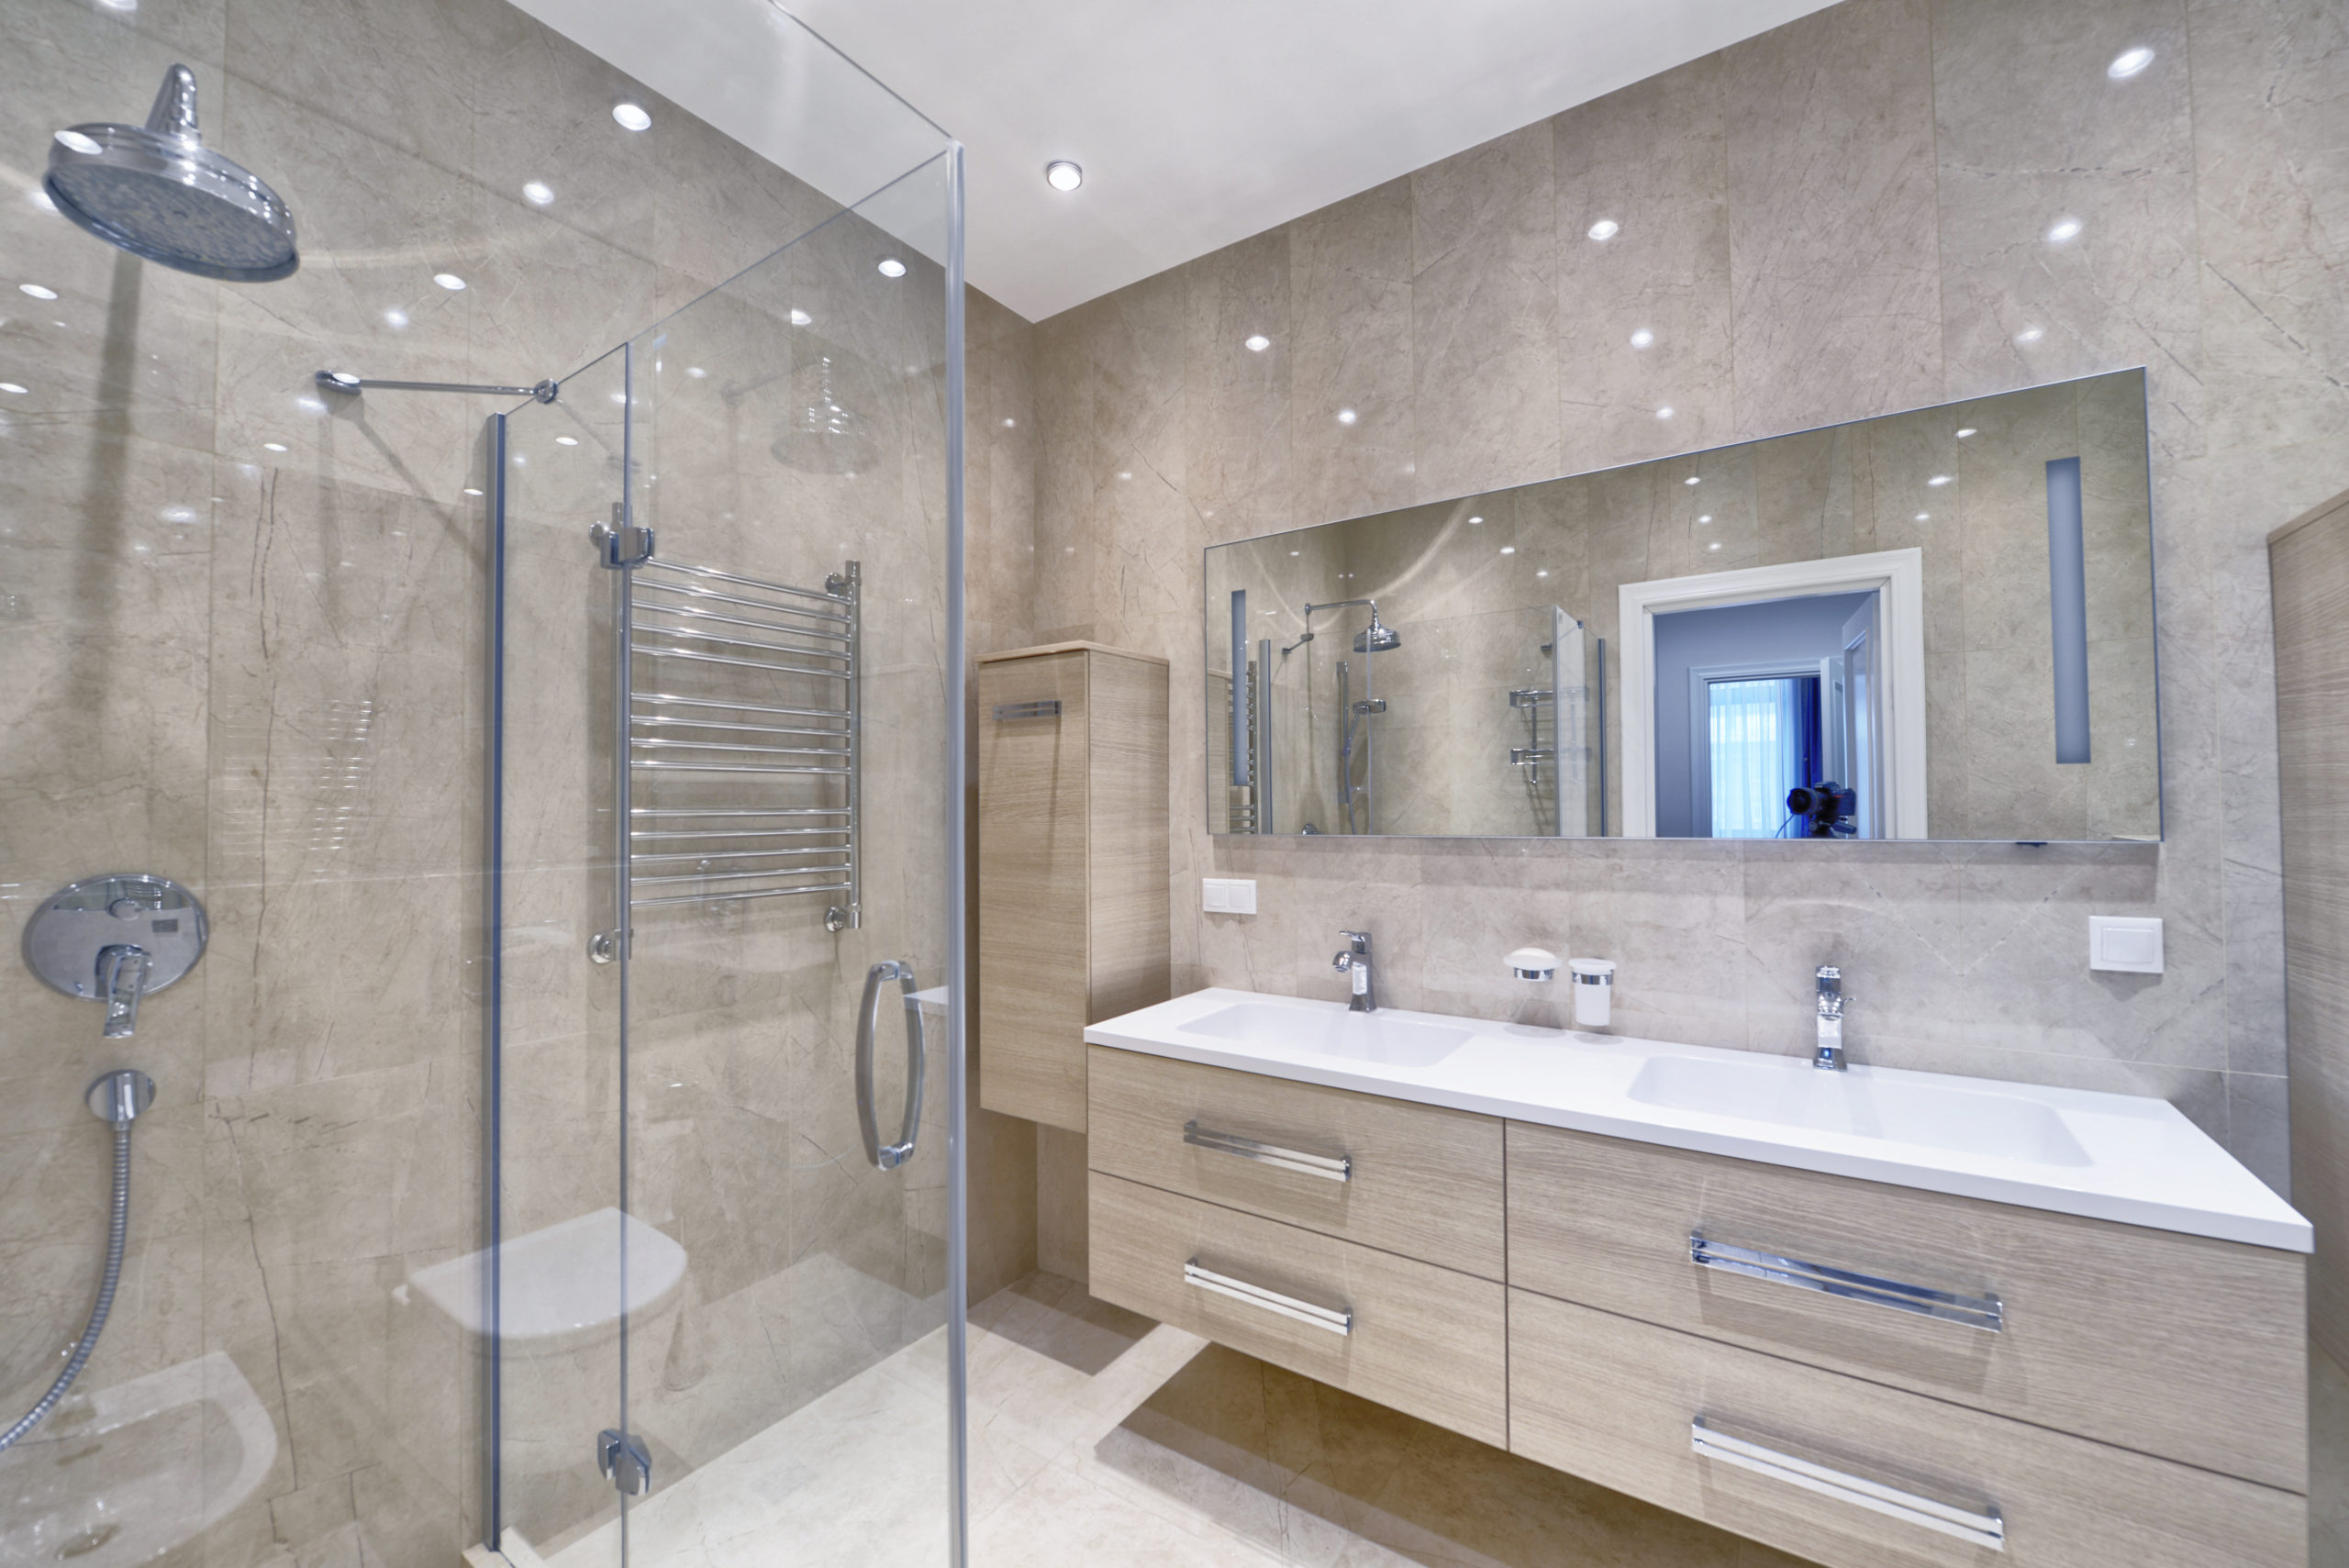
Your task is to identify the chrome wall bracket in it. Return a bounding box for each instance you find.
[591,506,654,570]
[315,369,558,404]
[596,1429,651,1496]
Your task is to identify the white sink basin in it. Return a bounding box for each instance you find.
[1627,1053,2092,1167]
[1184,1001,1469,1068]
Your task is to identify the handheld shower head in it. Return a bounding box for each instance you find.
[45,65,298,283]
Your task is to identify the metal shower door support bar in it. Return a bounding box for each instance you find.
[315,369,560,403]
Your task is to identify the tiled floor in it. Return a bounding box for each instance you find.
[536,1273,2349,1566]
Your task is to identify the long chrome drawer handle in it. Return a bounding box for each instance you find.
[1183,1261,1353,1335]
[1689,1234,2003,1333]
[1691,1420,2004,1551]
[1182,1121,1352,1182]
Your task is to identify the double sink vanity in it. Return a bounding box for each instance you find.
[1081,984,2312,1568]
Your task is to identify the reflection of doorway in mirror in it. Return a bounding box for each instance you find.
[1620,549,1926,839]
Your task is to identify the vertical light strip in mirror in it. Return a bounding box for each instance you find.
[2046,456,2090,762]
[1254,639,1274,833]
[1230,590,1250,788]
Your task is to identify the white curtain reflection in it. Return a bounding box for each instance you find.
[1709,678,1800,838]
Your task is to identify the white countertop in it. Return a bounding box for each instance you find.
[1085,987,2312,1253]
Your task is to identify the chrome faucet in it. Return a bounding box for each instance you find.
[1332,929,1377,1013]
[1813,964,1845,1071]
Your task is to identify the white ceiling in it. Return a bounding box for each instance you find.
[523,0,1840,322]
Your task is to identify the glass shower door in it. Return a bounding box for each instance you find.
[491,151,963,1568]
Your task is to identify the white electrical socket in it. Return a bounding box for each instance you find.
[2088,916,2163,973]
[1202,878,1257,915]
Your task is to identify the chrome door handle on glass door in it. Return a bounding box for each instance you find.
[856,960,926,1170]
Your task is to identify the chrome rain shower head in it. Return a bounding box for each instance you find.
[45,65,298,283]
[1353,618,1400,654]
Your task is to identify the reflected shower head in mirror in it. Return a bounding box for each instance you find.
[46,65,298,282]
[1293,597,1402,656]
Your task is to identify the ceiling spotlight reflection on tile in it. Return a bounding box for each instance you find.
[1290,550,1301,556]
[613,103,652,131]
[53,129,102,155]
[1684,475,1700,486]
[1500,545,1516,555]
[1629,328,1653,349]
[1045,160,1084,192]
[1536,569,1550,578]
[1708,540,1720,550]
[523,181,555,206]
[1336,408,1358,426]
[1244,334,1271,352]
[1117,471,1131,480]
[28,186,56,212]
[1955,427,1977,438]
[608,391,628,404]
[1697,514,1711,524]
[1001,417,1016,428]
[1928,474,1953,486]
[433,272,466,291]
[2046,217,2083,242]
[1468,516,1483,525]
[877,258,907,278]
[18,283,58,300]
[298,395,327,413]
[555,436,579,447]
[1915,512,1931,521]
[789,308,812,327]
[2108,47,2154,78]
[263,440,288,451]
[159,505,198,523]
[0,383,25,395]
[1586,219,1620,240]
[463,486,484,496]
[1655,406,1674,420]
[384,307,409,328]
[2016,326,2044,344]
[686,366,708,379]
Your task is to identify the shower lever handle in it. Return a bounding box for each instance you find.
[855,960,926,1171]
[95,945,152,1040]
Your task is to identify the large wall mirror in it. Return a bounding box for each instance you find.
[1205,369,2160,843]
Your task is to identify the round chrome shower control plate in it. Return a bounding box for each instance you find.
[24,873,208,1001]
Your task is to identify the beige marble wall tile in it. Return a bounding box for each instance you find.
[1553,53,1733,471]
[1286,179,1417,528]
[1722,0,1943,436]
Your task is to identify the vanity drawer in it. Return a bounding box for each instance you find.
[1509,1291,2306,1568]
[1087,1045,1506,1279]
[1088,1171,1507,1446]
[1504,1122,2306,1491]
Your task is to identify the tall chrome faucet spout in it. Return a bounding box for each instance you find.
[1813,964,1844,1071]
[1332,929,1377,1013]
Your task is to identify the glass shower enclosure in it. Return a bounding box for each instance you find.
[478,101,966,1568]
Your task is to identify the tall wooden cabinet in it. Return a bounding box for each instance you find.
[976,642,1170,1132]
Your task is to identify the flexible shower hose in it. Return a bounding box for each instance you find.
[0,1122,133,1453]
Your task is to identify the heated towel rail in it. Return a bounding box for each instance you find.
[599,517,863,938]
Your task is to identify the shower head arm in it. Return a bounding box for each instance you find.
[316,371,559,404]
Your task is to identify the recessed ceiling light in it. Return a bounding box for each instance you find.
[52,129,101,155]
[0,383,24,395]
[1500,545,1516,555]
[1955,427,1977,438]
[1629,328,1653,349]
[433,272,466,291]
[2047,217,2083,242]
[2016,326,2043,344]
[876,258,907,278]
[1655,406,1675,420]
[1684,475,1701,486]
[1244,334,1271,352]
[612,103,651,131]
[555,435,579,446]
[1587,219,1620,240]
[1336,408,1358,425]
[18,283,58,300]
[263,440,288,451]
[1045,160,1084,192]
[2108,47,2154,79]
[789,308,812,327]
[1928,473,1954,486]
[523,181,555,206]
[384,307,408,328]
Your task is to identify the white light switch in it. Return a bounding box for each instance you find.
[2088,916,2163,973]
[1202,877,1257,915]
